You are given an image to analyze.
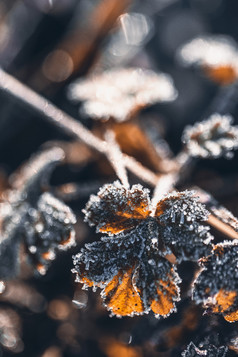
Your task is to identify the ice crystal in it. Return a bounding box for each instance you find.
[73,181,212,317]
[193,241,238,322]
[182,114,238,159]
[182,342,227,357]
[0,148,76,279]
[178,35,238,84]
[68,67,177,122]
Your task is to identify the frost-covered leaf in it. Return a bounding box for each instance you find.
[161,224,212,263]
[73,219,180,318]
[182,114,238,159]
[24,192,76,275]
[0,148,76,279]
[68,68,177,122]
[182,341,227,357]
[178,35,238,85]
[83,180,151,235]
[156,190,209,225]
[193,241,238,322]
[74,182,212,317]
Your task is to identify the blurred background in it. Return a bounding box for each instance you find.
[1,0,238,356]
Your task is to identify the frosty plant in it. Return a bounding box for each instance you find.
[0,147,76,279]
[1,65,238,325]
[72,182,212,317]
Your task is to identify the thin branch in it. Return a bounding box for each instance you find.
[104,130,129,188]
[0,69,159,187]
[193,186,238,240]
[151,173,177,215]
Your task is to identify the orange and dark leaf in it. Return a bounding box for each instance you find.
[193,241,238,322]
[182,114,238,159]
[0,149,76,279]
[73,181,212,317]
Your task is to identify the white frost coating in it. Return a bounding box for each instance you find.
[68,68,177,122]
[182,114,238,159]
[178,35,238,71]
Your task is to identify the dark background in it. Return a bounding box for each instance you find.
[0,0,238,356]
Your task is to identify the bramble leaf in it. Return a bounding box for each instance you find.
[74,181,212,317]
[182,114,238,159]
[0,148,76,278]
[193,241,238,322]
[83,181,151,235]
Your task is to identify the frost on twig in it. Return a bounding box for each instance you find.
[182,114,238,159]
[68,67,177,122]
[178,35,238,85]
[194,186,238,239]
[0,148,76,279]
[181,341,227,357]
[73,181,212,318]
[193,241,238,322]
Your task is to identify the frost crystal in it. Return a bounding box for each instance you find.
[178,35,238,84]
[193,241,238,322]
[68,68,177,122]
[182,114,238,159]
[73,181,212,317]
[182,342,227,357]
[0,148,76,279]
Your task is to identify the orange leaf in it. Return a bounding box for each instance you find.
[203,65,237,85]
[151,279,178,316]
[103,267,144,316]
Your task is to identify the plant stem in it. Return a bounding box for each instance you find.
[0,68,158,186]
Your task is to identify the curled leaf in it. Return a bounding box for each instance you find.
[83,181,151,235]
[0,148,76,279]
[24,192,76,275]
[193,241,238,322]
[182,114,238,159]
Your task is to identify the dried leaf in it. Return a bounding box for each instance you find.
[182,114,238,159]
[0,148,76,279]
[193,241,238,322]
[73,181,212,317]
[83,181,151,235]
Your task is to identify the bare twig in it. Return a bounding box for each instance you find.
[104,130,129,188]
[0,68,158,186]
[193,186,238,240]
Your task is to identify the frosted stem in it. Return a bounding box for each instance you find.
[151,173,177,215]
[104,130,129,188]
[0,69,159,187]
